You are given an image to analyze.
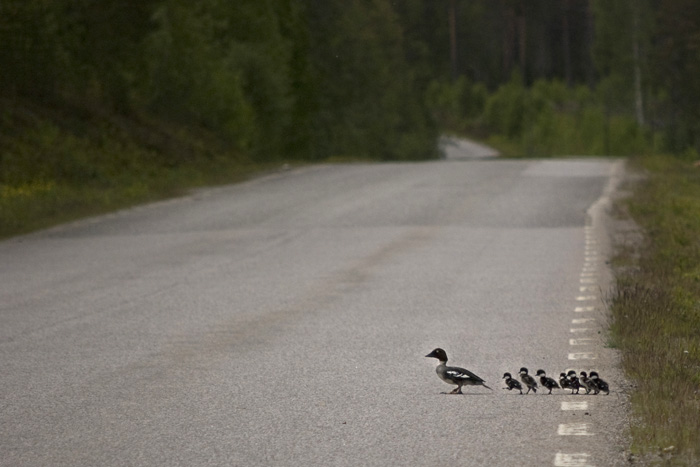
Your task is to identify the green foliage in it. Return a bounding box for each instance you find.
[484,71,528,140]
[425,77,487,134]
[475,74,651,157]
[142,0,294,157]
[611,155,700,461]
[304,0,437,161]
[0,98,266,238]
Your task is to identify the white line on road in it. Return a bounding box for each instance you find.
[558,423,595,436]
[554,452,595,466]
[570,338,594,346]
[561,401,588,411]
[568,352,596,360]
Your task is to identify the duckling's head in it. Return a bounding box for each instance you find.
[425,348,448,362]
[535,369,546,376]
[567,370,577,377]
[503,372,512,379]
[519,367,529,375]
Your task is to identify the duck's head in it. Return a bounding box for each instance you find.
[425,348,448,362]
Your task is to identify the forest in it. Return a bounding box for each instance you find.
[1,0,700,225]
[1,0,699,169]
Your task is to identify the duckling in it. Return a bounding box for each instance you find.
[579,371,598,395]
[559,372,572,392]
[503,372,523,394]
[425,348,492,394]
[518,367,538,394]
[535,369,560,394]
[566,370,581,394]
[589,371,610,395]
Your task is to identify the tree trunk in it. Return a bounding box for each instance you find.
[632,1,644,126]
[563,0,572,87]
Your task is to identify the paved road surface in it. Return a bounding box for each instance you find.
[440,136,500,159]
[0,152,629,466]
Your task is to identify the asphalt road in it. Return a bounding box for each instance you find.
[0,151,630,466]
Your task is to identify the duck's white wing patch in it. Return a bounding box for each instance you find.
[446,369,477,381]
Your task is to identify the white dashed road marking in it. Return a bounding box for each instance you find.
[568,352,596,360]
[558,423,594,436]
[561,401,588,411]
[553,226,605,467]
[554,452,595,466]
[569,338,594,346]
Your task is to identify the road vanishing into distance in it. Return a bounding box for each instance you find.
[1,144,630,466]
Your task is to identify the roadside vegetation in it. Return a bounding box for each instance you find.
[611,154,700,464]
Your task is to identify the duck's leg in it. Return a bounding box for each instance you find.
[449,386,463,395]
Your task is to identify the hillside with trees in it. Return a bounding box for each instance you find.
[1,0,699,227]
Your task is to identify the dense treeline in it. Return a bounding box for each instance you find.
[2,1,700,162]
[425,0,700,156]
[2,0,700,235]
[0,0,437,164]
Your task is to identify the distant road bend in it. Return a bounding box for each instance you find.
[0,141,629,466]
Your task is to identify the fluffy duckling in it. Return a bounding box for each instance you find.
[589,371,610,395]
[535,369,560,394]
[518,367,538,394]
[503,372,523,394]
[579,371,598,395]
[559,372,572,392]
[566,370,581,394]
[425,348,492,394]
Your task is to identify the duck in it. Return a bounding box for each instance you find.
[535,369,560,394]
[425,348,492,394]
[559,372,572,392]
[503,372,523,394]
[566,370,581,394]
[579,371,598,394]
[589,371,610,395]
[518,367,538,394]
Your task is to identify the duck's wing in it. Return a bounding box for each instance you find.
[547,377,561,388]
[443,365,485,383]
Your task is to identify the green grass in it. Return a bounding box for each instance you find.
[611,154,700,465]
[0,98,284,239]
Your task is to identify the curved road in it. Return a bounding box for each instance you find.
[0,154,629,466]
